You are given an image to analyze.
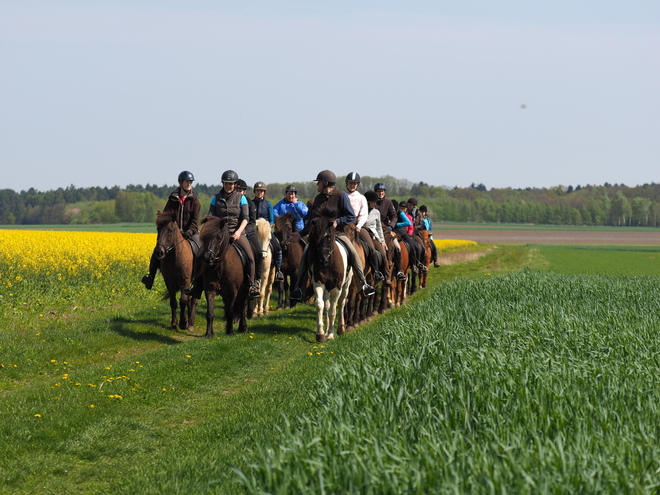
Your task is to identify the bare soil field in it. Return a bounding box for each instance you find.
[438,229,660,245]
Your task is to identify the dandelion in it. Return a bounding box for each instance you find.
[90,404,95,408]
[34,414,42,418]
[185,355,192,358]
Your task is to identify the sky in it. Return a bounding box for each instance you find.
[1,0,659,192]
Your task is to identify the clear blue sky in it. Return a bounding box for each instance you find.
[1,0,658,192]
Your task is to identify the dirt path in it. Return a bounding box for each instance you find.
[437,230,660,245]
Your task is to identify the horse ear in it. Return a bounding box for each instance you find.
[201,216,210,225]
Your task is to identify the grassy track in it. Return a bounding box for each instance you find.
[3,240,660,493]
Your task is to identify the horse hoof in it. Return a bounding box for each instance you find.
[327,333,335,340]
[316,334,327,343]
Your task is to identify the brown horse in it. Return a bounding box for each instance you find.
[274,213,304,309]
[306,210,353,342]
[391,233,409,307]
[197,216,251,337]
[154,210,198,331]
[343,223,370,330]
[418,231,433,289]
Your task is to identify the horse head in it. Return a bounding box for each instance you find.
[275,213,295,250]
[199,216,230,266]
[155,210,180,260]
[308,211,336,268]
[255,218,271,257]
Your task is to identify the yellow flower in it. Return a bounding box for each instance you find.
[34,414,42,418]
[90,404,95,408]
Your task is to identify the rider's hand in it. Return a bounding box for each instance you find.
[231,232,241,241]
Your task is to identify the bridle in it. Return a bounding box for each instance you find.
[156,230,187,259]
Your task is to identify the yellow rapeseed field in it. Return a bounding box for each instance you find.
[434,239,478,251]
[0,230,155,287]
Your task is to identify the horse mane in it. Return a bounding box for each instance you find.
[156,210,177,229]
[200,216,230,253]
[275,212,297,232]
[255,218,271,243]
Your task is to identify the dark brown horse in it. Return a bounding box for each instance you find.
[197,216,251,337]
[418,230,433,289]
[274,213,304,309]
[155,210,198,331]
[343,223,371,330]
[306,210,353,342]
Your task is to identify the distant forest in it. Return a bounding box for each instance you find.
[1,176,660,227]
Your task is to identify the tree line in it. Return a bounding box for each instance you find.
[1,178,659,227]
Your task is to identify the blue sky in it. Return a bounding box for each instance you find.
[1,0,658,192]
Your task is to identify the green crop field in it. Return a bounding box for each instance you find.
[1,233,659,493]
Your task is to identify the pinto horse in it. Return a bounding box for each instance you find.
[274,213,304,309]
[253,218,275,317]
[418,230,433,289]
[197,216,251,337]
[306,211,353,342]
[154,210,197,331]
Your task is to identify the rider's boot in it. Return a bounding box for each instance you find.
[141,274,154,290]
[184,276,204,299]
[249,279,261,299]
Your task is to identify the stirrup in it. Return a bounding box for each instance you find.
[290,287,303,301]
[276,271,284,282]
[396,272,407,281]
[419,263,428,274]
[373,271,384,282]
[362,284,376,297]
[141,274,153,290]
[249,284,261,298]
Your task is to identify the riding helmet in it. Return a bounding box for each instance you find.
[364,190,378,203]
[253,181,267,191]
[374,182,386,191]
[236,179,248,190]
[346,172,361,183]
[419,205,428,212]
[178,171,195,182]
[314,170,337,183]
[285,184,298,194]
[407,197,418,206]
[221,170,239,183]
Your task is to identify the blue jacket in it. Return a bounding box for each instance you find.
[273,198,308,231]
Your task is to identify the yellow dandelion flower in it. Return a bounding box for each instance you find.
[34,414,42,418]
[90,404,95,408]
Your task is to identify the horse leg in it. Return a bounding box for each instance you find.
[315,285,327,342]
[179,291,189,331]
[169,291,178,330]
[188,295,198,331]
[205,290,215,338]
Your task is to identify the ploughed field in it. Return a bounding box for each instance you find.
[436,225,660,245]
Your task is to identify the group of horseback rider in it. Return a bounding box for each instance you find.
[141,168,439,300]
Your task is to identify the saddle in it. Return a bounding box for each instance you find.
[231,241,249,268]
[335,235,355,267]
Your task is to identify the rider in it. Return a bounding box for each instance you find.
[273,184,308,231]
[236,179,264,289]
[419,205,440,267]
[373,182,406,281]
[364,190,391,285]
[187,170,260,299]
[290,170,376,301]
[345,172,384,282]
[407,197,428,273]
[141,170,200,290]
[394,200,424,274]
[252,181,284,282]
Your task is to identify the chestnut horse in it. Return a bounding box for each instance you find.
[154,210,197,331]
[391,233,409,307]
[418,230,433,289]
[197,216,251,337]
[253,218,275,317]
[343,223,370,330]
[306,210,353,342]
[274,213,304,309]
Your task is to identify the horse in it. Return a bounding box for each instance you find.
[343,223,371,330]
[253,218,275,317]
[154,210,198,331]
[197,216,251,337]
[274,213,304,309]
[418,230,433,289]
[306,210,353,342]
[391,233,410,307]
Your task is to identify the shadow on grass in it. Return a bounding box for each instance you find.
[109,317,182,345]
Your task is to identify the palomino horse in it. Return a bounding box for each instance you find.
[154,210,198,331]
[197,216,251,337]
[306,210,353,342]
[274,213,304,309]
[418,230,433,289]
[253,218,275,317]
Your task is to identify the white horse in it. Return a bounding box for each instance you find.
[307,215,353,342]
[253,218,275,317]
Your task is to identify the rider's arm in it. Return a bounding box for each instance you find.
[396,211,411,228]
[336,193,356,230]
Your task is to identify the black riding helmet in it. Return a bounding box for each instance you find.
[285,184,298,194]
[221,170,238,183]
[364,190,378,203]
[374,182,386,191]
[178,171,195,182]
[346,172,361,183]
[235,179,248,190]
